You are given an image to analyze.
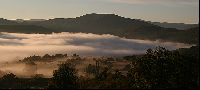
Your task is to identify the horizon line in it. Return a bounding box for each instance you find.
[0,13,199,24]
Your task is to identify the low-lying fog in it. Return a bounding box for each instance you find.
[0,32,194,77]
[0,32,193,63]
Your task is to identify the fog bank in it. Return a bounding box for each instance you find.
[0,32,193,63]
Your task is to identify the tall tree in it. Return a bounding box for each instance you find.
[48,62,78,89]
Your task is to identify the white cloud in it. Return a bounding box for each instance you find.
[0,32,195,77]
[0,32,193,63]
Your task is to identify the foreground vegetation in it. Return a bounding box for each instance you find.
[0,46,199,89]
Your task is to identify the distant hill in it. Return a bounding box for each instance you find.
[0,18,17,25]
[150,22,198,30]
[0,25,55,33]
[0,13,199,44]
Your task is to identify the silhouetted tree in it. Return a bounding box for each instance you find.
[85,64,96,75]
[43,54,51,60]
[48,62,78,89]
[127,46,199,89]
[1,73,17,81]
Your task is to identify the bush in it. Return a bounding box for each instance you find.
[48,62,78,89]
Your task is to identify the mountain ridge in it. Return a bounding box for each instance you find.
[0,13,199,44]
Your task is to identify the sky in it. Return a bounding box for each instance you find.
[0,0,199,24]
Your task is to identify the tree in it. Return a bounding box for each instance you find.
[85,64,96,75]
[127,60,151,89]
[42,54,51,60]
[138,47,178,89]
[1,73,17,81]
[0,73,18,89]
[48,62,78,89]
[127,46,199,89]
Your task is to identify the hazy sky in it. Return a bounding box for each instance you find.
[0,0,199,24]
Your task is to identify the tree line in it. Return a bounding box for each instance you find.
[0,46,199,89]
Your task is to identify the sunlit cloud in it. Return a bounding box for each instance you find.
[0,32,193,63]
[0,32,195,77]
